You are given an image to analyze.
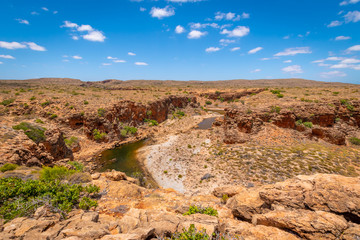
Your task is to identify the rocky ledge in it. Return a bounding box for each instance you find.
[1,173,359,239]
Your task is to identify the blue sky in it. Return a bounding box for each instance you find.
[0,0,359,83]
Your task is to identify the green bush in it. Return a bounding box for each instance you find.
[64,136,79,148]
[83,100,89,105]
[168,224,211,240]
[93,129,107,141]
[277,93,284,98]
[303,122,313,128]
[0,177,99,222]
[295,119,303,126]
[270,89,281,94]
[349,137,360,146]
[67,161,84,172]
[205,101,212,105]
[0,163,18,173]
[97,108,106,117]
[40,166,76,181]
[12,122,46,144]
[145,119,158,126]
[35,119,44,124]
[30,96,36,101]
[0,98,15,106]
[271,106,281,114]
[41,101,51,107]
[183,205,218,217]
[120,129,127,137]
[49,114,57,119]
[124,126,138,134]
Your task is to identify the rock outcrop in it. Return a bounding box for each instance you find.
[1,173,360,239]
[200,88,266,101]
[223,101,360,145]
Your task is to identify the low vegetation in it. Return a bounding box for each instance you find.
[349,137,360,146]
[93,129,107,141]
[0,163,19,173]
[0,98,15,106]
[12,122,46,143]
[0,164,99,222]
[183,205,218,217]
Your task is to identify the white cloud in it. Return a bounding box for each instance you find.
[205,47,221,53]
[344,11,360,23]
[327,20,343,27]
[128,52,136,56]
[175,25,185,34]
[283,35,290,39]
[31,11,39,15]
[77,25,93,32]
[242,12,250,19]
[0,41,27,50]
[82,30,106,42]
[231,47,240,51]
[0,62,3,64]
[282,65,303,74]
[330,63,350,68]
[53,11,58,14]
[335,36,351,40]
[340,0,360,5]
[220,39,236,46]
[0,55,15,59]
[114,60,126,63]
[42,7,49,11]
[220,26,250,38]
[261,58,271,61]
[72,55,82,60]
[341,58,360,64]
[283,60,292,63]
[72,36,79,40]
[135,62,148,66]
[274,47,311,56]
[248,47,263,54]
[102,63,112,66]
[62,21,79,28]
[140,7,146,12]
[214,12,248,21]
[187,30,207,39]
[347,45,360,52]
[190,22,219,29]
[320,71,347,78]
[107,56,117,60]
[251,69,261,73]
[326,56,344,61]
[16,19,29,25]
[26,42,46,51]
[150,6,175,19]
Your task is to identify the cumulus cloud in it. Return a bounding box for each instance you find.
[327,20,343,27]
[284,60,292,63]
[102,63,112,66]
[220,39,236,46]
[107,56,117,60]
[0,62,3,64]
[0,41,46,51]
[346,45,360,52]
[248,47,263,54]
[274,47,311,56]
[114,60,126,63]
[128,52,136,56]
[231,47,240,51]
[175,25,185,34]
[61,21,106,42]
[251,69,261,73]
[340,0,360,5]
[26,42,46,51]
[150,6,175,19]
[135,62,148,66]
[261,58,271,61]
[214,12,249,21]
[82,30,106,42]
[190,22,219,29]
[0,55,15,59]
[220,26,250,37]
[282,65,303,74]
[0,41,27,50]
[320,71,347,78]
[140,7,146,12]
[72,55,82,59]
[205,47,221,53]
[42,7,49,11]
[187,30,207,39]
[335,36,351,40]
[16,19,29,25]
[344,11,360,23]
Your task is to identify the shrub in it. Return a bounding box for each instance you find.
[67,160,84,172]
[295,119,303,126]
[124,126,138,134]
[49,114,58,119]
[12,122,46,144]
[64,137,79,148]
[349,137,360,146]
[270,106,281,114]
[83,100,89,105]
[30,96,36,101]
[120,129,127,137]
[205,101,212,105]
[0,176,99,221]
[35,119,44,124]
[0,163,18,173]
[146,110,152,116]
[97,108,106,117]
[40,166,76,181]
[41,101,51,107]
[277,93,284,98]
[169,224,211,240]
[183,205,218,217]
[303,122,313,128]
[93,129,107,141]
[270,89,281,94]
[0,98,15,106]
[145,119,158,126]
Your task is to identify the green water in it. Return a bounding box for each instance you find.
[98,140,146,176]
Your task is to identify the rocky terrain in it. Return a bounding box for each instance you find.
[1,78,360,239]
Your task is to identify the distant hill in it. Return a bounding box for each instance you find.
[0,77,357,88]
